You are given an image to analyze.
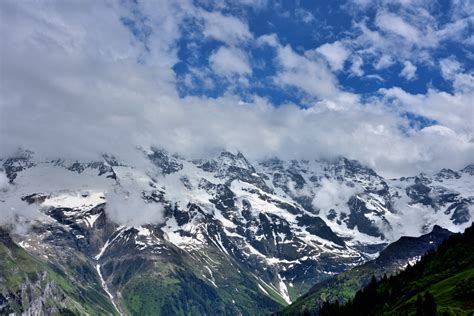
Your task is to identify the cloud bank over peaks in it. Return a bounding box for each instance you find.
[0,0,473,178]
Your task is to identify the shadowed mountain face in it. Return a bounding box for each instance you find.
[0,149,472,315]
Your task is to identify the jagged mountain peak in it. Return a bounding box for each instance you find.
[461,163,474,175]
[0,148,473,314]
[194,150,255,173]
[147,147,184,175]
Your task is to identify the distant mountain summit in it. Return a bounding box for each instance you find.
[1,148,473,315]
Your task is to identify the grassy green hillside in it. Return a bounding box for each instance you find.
[114,247,283,315]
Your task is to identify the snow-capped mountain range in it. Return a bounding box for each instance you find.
[0,148,473,314]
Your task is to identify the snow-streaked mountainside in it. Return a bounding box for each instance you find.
[1,148,473,315]
[279,225,454,315]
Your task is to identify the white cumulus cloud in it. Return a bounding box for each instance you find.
[316,41,350,71]
[209,46,252,77]
[400,61,417,80]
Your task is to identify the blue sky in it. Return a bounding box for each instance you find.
[1,0,473,176]
[165,0,473,105]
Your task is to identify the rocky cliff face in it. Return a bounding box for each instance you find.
[0,228,117,315]
[0,149,472,315]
